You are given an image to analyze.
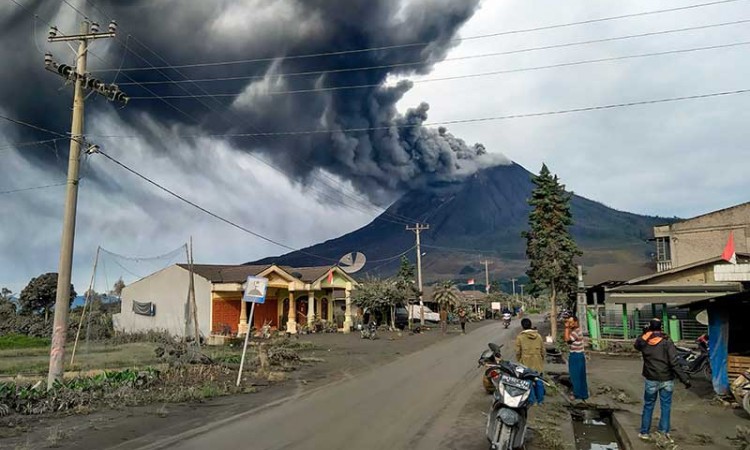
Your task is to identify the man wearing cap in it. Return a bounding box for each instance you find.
[634,318,691,443]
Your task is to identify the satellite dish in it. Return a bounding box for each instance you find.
[339,252,367,274]
[695,310,708,326]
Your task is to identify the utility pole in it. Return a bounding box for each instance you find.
[45,19,127,389]
[406,223,429,325]
[480,259,492,294]
[511,278,517,298]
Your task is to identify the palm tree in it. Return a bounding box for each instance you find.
[433,281,461,333]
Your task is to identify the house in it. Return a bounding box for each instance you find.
[586,202,750,341]
[683,291,750,396]
[112,263,359,342]
[652,201,750,272]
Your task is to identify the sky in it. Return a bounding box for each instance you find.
[1,0,748,294]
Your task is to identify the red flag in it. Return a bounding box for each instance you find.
[722,231,737,264]
[327,269,334,284]
[467,278,475,285]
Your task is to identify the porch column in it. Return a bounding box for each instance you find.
[238,298,248,336]
[343,281,353,333]
[308,290,316,326]
[328,289,334,322]
[286,291,297,334]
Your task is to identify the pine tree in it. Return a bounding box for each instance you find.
[522,164,581,340]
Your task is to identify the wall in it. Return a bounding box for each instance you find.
[664,203,750,267]
[113,265,212,338]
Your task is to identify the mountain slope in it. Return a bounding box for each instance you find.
[253,163,665,280]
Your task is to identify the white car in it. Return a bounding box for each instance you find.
[407,305,440,323]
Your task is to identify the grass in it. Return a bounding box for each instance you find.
[0,334,50,350]
[0,342,161,376]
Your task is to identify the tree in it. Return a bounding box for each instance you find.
[433,281,461,333]
[522,164,581,340]
[352,277,399,328]
[19,273,76,323]
[394,256,418,302]
[112,278,126,297]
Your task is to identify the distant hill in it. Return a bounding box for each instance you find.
[252,163,667,282]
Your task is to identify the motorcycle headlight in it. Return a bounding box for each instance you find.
[498,408,520,426]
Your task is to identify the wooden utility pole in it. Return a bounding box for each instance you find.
[45,19,127,390]
[406,223,429,325]
[480,259,492,294]
[70,247,100,366]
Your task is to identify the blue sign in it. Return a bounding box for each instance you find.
[243,276,268,304]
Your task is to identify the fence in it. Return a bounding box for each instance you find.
[596,305,707,343]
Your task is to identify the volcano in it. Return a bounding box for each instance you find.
[253,163,664,282]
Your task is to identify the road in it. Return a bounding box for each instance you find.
[142,320,521,450]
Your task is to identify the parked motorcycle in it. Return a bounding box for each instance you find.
[502,313,511,329]
[360,321,377,340]
[675,334,711,379]
[483,342,541,450]
[478,343,504,393]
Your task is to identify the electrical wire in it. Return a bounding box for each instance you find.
[0,181,67,195]
[94,148,342,262]
[115,18,750,86]
[90,0,747,73]
[94,87,750,139]
[99,244,188,262]
[0,114,68,138]
[128,40,750,99]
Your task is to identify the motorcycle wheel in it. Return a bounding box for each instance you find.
[703,362,712,380]
[483,375,494,394]
[743,392,750,416]
[494,424,513,450]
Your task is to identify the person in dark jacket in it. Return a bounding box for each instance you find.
[634,318,691,442]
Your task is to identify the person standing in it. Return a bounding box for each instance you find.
[635,318,690,442]
[565,315,589,401]
[515,318,546,404]
[458,307,467,334]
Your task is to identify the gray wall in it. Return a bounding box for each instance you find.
[113,265,212,338]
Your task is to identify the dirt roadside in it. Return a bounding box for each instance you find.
[0,326,463,450]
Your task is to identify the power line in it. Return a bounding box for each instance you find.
[95,87,750,139]
[0,138,67,153]
[90,0,746,73]
[116,18,750,86]
[0,181,68,195]
[128,40,750,100]
[0,113,68,138]
[94,148,344,262]
[58,1,418,226]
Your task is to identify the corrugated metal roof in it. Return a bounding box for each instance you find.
[177,264,271,283]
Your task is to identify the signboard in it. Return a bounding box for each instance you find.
[491,302,501,311]
[243,276,268,304]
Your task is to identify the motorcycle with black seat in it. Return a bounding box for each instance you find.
[481,343,542,450]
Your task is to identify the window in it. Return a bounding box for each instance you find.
[655,237,671,262]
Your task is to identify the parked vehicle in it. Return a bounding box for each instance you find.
[407,304,440,323]
[483,343,540,450]
[502,312,511,329]
[394,306,409,330]
[675,334,711,379]
[478,343,504,393]
[360,321,377,340]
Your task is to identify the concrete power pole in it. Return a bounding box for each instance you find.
[406,223,429,325]
[480,259,492,294]
[45,19,127,389]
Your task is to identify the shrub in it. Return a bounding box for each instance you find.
[0,334,50,350]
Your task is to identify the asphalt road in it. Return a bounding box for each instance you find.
[147,320,521,450]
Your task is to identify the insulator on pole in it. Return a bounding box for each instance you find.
[90,22,100,33]
[44,53,53,66]
[49,26,58,39]
[57,64,74,79]
[108,20,117,34]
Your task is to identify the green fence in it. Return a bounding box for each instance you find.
[596,305,707,343]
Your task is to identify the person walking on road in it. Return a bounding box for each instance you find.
[458,307,467,334]
[565,315,589,401]
[516,318,546,404]
[635,318,691,442]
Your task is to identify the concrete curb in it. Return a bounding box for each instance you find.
[612,410,650,450]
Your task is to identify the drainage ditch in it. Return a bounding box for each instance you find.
[570,408,622,450]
